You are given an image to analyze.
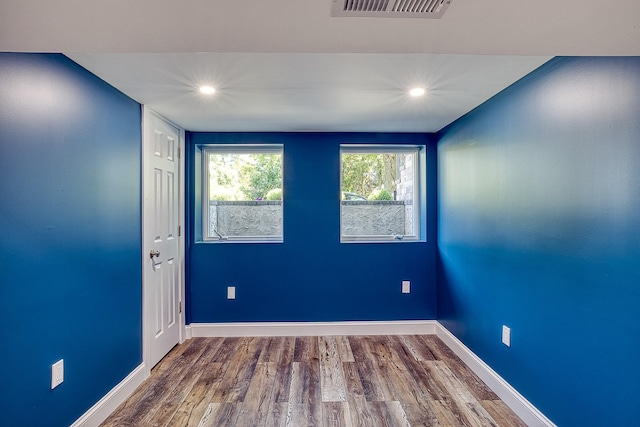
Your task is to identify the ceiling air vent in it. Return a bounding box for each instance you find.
[331,0,452,19]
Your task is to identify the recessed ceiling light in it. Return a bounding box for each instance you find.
[409,87,426,97]
[199,85,216,95]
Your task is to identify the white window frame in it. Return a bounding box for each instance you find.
[340,144,424,243]
[201,144,283,243]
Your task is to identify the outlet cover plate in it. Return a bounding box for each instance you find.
[502,325,511,347]
[52,359,64,389]
[402,280,411,294]
[227,286,236,299]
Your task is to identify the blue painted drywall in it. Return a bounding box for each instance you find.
[0,54,142,427]
[187,132,437,323]
[437,57,640,426]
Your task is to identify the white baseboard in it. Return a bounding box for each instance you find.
[186,320,437,338]
[435,323,556,427]
[70,363,147,427]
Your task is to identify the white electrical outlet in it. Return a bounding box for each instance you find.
[502,325,511,347]
[227,286,236,300]
[51,359,64,389]
[402,280,411,294]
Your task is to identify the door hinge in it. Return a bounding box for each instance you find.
[178,147,181,158]
[179,301,182,313]
[178,225,181,237]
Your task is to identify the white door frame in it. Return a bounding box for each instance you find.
[141,106,186,376]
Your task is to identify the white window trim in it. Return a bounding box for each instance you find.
[340,144,423,243]
[201,144,283,243]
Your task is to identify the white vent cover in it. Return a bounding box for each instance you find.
[332,0,452,19]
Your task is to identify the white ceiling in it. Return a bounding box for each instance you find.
[3,0,639,133]
[67,53,550,132]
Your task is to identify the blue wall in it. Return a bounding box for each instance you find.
[187,132,437,323]
[437,57,640,426]
[0,54,142,427]
[5,53,637,426]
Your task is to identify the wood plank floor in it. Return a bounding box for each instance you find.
[101,335,527,427]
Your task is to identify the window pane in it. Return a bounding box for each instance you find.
[341,147,420,242]
[204,148,283,242]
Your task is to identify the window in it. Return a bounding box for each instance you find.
[202,145,283,242]
[340,145,424,242]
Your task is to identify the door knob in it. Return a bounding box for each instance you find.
[149,250,160,259]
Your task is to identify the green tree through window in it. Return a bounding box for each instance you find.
[203,145,283,242]
[341,153,396,199]
[240,154,282,200]
[208,152,282,201]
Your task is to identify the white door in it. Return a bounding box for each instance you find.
[143,109,182,369]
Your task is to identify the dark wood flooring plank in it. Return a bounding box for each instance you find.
[346,337,377,401]
[386,336,449,401]
[170,337,249,426]
[336,335,355,362]
[100,339,198,426]
[151,338,225,427]
[286,360,323,426]
[348,336,394,402]
[210,336,264,402]
[235,362,278,427]
[294,336,319,362]
[258,336,285,363]
[420,335,459,361]
[368,401,411,427]
[389,338,471,425]
[448,361,499,401]
[212,336,244,364]
[343,362,377,427]
[420,335,498,401]
[425,361,500,427]
[388,336,482,427]
[390,351,470,427]
[368,336,440,427]
[168,362,227,427]
[307,359,323,426]
[398,335,437,361]
[101,338,210,426]
[273,336,296,403]
[152,338,199,376]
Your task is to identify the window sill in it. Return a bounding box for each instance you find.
[199,236,283,244]
[340,236,423,244]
